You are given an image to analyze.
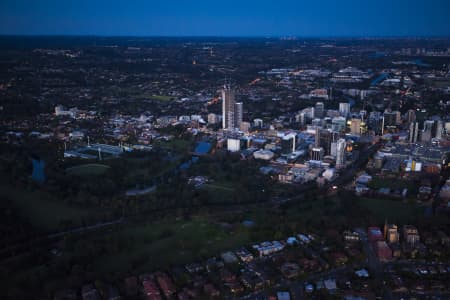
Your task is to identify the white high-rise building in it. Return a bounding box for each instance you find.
[222,84,236,130]
[421,120,434,143]
[339,103,350,117]
[335,138,346,169]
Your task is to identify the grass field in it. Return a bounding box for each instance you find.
[357,197,423,224]
[0,185,101,232]
[122,87,174,101]
[66,163,111,176]
[367,177,416,192]
[134,93,174,101]
[202,182,236,203]
[153,139,193,153]
[93,219,250,273]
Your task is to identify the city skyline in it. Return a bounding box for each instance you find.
[0,2,449,297]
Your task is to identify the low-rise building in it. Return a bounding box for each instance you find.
[252,241,285,257]
[234,247,254,263]
[343,230,360,242]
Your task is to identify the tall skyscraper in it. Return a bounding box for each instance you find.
[384,223,400,244]
[335,138,346,169]
[368,111,383,135]
[222,84,235,130]
[317,129,339,155]
[314,127,321,148]
[409,122,419,143]
[339,102,350,117]
[435,120,443,140]
[406,109,416,124]
[221,84,243,131]
[234,102,243,129]
[281,133,296,154]
[350,119,362,135]
[421,120,434,143]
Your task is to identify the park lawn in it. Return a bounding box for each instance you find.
[368,177,417,193]
[250,196,340,225]
[357,197,423,224]
[93,219,251,273]
[154,139,193,153]
[135,156,181,178]
[66,163,111,177]
[0,185,101,232]
[202,181,236,203]
[132,91,174,101]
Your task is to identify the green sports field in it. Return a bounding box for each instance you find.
[66,163,111,176]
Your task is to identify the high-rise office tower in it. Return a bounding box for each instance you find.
[384,223,400,244]
[350,119,362,135]
[314,127,321,148]
[409,122,419,143]
[435,120,443,140]
[339,102,350,117]
[394,111,401,125]
[335,138,346,169]
[222,84,235,130]
[281,133,296,154]
[406,109,416,124]
[421,120,434,143]
[318,129,339,155]
[314,102,324,119]
[234,102,243,129]
[368,111,383,134]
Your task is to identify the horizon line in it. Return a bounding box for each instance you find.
[1,33,450,39]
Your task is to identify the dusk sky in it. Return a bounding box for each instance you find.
[1,0,450,37]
